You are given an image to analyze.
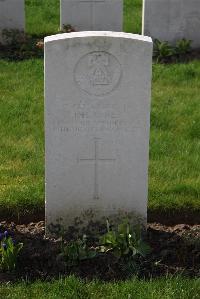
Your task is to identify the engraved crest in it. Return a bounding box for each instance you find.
[88,52,111,86]
[74,51,122,96]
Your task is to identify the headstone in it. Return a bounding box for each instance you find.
[60,0,123,31]
[143,0,200,48]
[0,0,25,44]
[45,31,152,237]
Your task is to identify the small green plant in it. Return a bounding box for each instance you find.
[59,234,96,266]
[0,230,23,272]
[62,24,76,33]
[99,220,151,260]
[153,39,174,63]
[153,38,193,63]
[175,38,192,57]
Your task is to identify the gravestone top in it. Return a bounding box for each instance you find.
[45,31,153,237]
[45,31,152,43]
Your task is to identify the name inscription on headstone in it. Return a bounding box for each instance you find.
[53,101,140,134]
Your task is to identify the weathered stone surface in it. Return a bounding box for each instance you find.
[143,0,200,48]
[0,0,25,44]
[60,0,123,31]
[45,32,152,237]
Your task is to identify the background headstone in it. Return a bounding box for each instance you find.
[45,32,152,237]
[0,0,25,44]
[143,0,200,48]
[60,0,123,31]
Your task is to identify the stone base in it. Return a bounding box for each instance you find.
[46,209,147,239]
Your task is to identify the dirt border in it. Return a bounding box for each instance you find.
[0,209,199,225]
[148,210,200,225]
[0,221,199,282]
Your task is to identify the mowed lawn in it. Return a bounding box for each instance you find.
[0,0,200,218]
[0,276,199,299]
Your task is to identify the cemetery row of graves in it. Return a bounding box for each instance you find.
[0,0,199,297]
[1,0,200,50]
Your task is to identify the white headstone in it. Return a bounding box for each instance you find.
[45,32,152,237]
[60,0,123,31]
[143,0,200,48]
[0,0,25,44]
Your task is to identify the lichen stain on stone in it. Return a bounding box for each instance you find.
[46,209,146,240]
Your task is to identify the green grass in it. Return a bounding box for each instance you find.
[0,0,199,218]
[25,0,60,36]
[25,0,143,36]
[0,276,199,299]
[150,62,200,213]
[124,0,143,34]
[0,59,200,218]
[0,60,44,217]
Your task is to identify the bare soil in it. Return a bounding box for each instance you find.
[0,221,199,282]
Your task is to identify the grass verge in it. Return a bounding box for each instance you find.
[0,276,199,299]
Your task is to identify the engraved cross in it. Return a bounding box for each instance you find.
[80,0,105,30]
[79,138,115,200]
